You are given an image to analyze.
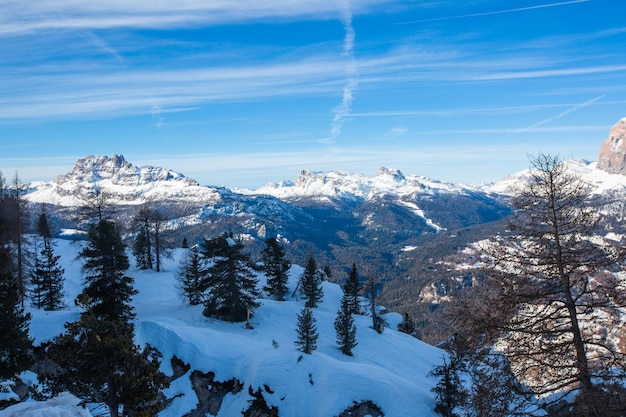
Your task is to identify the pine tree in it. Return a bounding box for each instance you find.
[343,263,361,314]
[31,208,64,310]
[201,234,260,322]
[299,257,324,308]
[41,219,168,417]
[429,355,467,417]
[262,237,290,301]
[397,312,416,336]
[453,155,626,409]
[295,307,318,354]
[0,245,33,380]
[178,246,204,305]
[79,220,136,321]
[364,274,385,333]
[132,224,153,270]
[334,294,358,356]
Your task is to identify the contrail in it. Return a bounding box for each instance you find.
[319,1,358,144]
[516,94,605,133]
[396,0,590,25]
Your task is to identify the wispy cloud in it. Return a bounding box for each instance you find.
[0,0,388,36]
[471,64,626,81]
[396,0,590,25]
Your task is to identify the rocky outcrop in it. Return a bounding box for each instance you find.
[597,118,626,174]
[56,154,199,188]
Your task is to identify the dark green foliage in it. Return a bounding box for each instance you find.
[0,245,33,380]
[201,234,260,322]
[262,237,290,301]
[132,225,152,270]
[334,294,357,356]
[343,263,360,314]
[299,257,324,308]
[397,312,416,336]
[31,208,64,310]
[79,220,136,322]
[178,246,204,305]
[295,307,318,354]
[429,355,467,417]
[42,218,168,417]
[41,316,168,417]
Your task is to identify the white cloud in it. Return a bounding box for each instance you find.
[0,0,390,35]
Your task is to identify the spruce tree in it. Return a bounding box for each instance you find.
[429,355,467,417]
[334,294,358,356]
[295,307,318,354]
[31,208,64,310]
[132,224,152,270]
[201,234,260,322]
[299,257,324,308]
[262,237,290,301]
[42,219,168,417]
[397,312,416,336]
[178,246,204,305]
[79,220,136,321]
[0,245,33,380]
[343,263,360,314]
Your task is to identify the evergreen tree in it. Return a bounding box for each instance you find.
[31,208,64,310]
[262,237,290,301]
[299,257,324,308]
[343,263,361,314]
[0,245,33,380]
[295,307,318,354]
[133,205,153,270]
[42,315,168,417]
[132,224,152,270]
[364,274,385,333]
[429,355,467,417]
[201,234,260,322]
[41,219,168,417]
[397,312,416,336]
[178,246,204,305]
[334,294,358,356]
[79,220,136,321]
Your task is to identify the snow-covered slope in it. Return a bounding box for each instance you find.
[486,159,626,196]
[4,238,444,417]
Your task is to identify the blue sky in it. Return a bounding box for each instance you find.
[1,0,625,188]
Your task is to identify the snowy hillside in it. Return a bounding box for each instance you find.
[486,159,626,196]
[3,238,444,417]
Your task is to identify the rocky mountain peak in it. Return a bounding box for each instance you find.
[377,167,405,181]
[597,118,626,174]
[56,154,198,187]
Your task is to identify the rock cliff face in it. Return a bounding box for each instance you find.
[597,118,626,174]
[56,154,198,187]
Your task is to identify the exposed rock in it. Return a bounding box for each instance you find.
[242,386,279,417]
[336,400,385,417]
[184,370,243,417]
[597,118,626,174]
[169,355,191,382]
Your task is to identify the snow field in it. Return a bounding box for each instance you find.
[6,239,444,417]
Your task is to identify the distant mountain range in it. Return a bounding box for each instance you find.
[19,118,626,343]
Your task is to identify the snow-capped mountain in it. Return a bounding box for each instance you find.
[250,167,470,203]
[27,155,220,206]
[2,240,444,416]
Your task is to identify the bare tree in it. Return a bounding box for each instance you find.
[454,154,626,413]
